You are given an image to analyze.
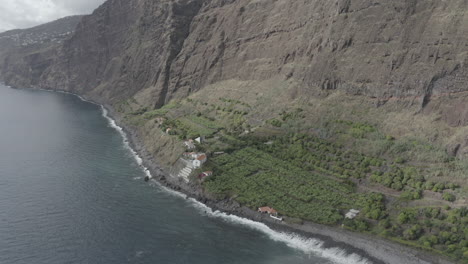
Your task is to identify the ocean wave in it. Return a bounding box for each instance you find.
[186,198,372,264]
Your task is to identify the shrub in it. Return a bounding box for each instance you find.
[403,225,423,240]
[269,119,282,127]
[397,210,417,224]
[400,190,422,201]
[379,218,391,229]
[432,182,446,192]
[347,219,370,231]
[443,193,456,202]
[395,157,406,164]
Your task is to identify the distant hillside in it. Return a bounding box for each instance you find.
[0,16,83,49]
[0,15,83,88]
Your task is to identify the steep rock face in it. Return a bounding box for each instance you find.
[39,0,203,105]
[1,0,468,109]
[0,46,58,88]
[0,16,83,88]
[165,0,468,104]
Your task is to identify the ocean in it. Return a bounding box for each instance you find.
[0,85,371,264]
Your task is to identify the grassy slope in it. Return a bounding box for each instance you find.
[118,78,468,262]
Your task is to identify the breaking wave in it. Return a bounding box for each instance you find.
[100,106,152,179]
[186,199,372,264]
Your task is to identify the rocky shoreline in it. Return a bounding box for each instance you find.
[100,102,455,264]
[1,84,455,264]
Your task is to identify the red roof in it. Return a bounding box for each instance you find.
[197,154,207,161]
[258,207,277,214]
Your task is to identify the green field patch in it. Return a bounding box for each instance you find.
[187,115,223,130]
[176,116,220,138]
[142,102,180,120]
[204,147,362,224]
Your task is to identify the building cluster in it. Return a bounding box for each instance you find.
[183,152,207,168]
[177,135,212,181]
[0,31,72,47]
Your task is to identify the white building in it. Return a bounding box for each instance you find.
[345,209,360,219]
[192,154,207,168]
[184,140,196,150]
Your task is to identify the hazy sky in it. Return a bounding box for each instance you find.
[0,0,106,32]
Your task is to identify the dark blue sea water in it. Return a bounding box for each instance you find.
[0,85,370,264]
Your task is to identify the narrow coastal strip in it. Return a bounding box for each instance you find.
[10,86,455,264]
[97,95,373,264]
[36,86,373,264]
[95,99,442,264]
[100,102,455,264]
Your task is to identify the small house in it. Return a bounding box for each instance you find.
[195,136,205,144]
[192,154,207,168]
[183,152,197,158]
[184,140,196,150]
[258,206,282,221]
[198,171,213,180]
[345,209,360,219]
[258,206,278,215]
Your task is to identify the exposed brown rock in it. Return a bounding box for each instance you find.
[1,0,468,111]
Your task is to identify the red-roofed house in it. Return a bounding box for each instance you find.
[258,206,282,221]
[258,207,278,215]
[192,154,207,168]
[198,171,213,180]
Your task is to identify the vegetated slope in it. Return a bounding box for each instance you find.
[0,0,467,262]
[121,87,467,263]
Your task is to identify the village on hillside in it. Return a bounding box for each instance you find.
[175,135,212,183]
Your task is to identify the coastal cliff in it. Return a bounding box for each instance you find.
[2,0,468,107]
[0,1,467,263]
[0,16,82,88]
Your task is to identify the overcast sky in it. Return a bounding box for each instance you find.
[0,0,106,32]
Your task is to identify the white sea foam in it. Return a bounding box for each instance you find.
[100,106,151,177]
[152,180,188,199]
[184,198,372,264]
